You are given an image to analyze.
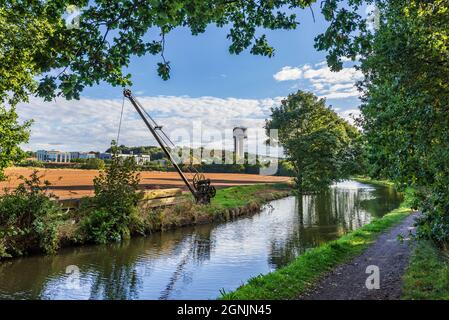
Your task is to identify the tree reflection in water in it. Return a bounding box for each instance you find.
[267,182,403,268]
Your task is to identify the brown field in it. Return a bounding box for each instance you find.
[1,167,291,199]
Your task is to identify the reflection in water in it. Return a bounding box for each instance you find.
[0,181,402,300]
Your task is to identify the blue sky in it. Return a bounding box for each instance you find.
[18,2,366,153]
[84,2,354,104]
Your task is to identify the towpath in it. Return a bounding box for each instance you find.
[300,213,419,300]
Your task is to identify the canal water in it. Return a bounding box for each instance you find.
[0,180,402,300]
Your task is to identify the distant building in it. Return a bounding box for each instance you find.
[117,153,151,165]
[233,127,248,158]
[36,149,153,165]
[79,152,96,160]
[99,153,112,160]
[69,152,80,159]
[69,152,96,160]
[37,150,71,163]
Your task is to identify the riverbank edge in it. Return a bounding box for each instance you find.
[352,176,395,187]
[220,179,414,300]
[355,177,449,300]
[0,183,293,261]
[133,183,294,235]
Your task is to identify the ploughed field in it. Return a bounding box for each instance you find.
[1,167,290,199]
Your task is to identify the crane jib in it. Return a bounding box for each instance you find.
[123,89,216,204]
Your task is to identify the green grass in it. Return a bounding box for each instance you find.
[352,176,396,188]
[212,183,292,208]
[220,180,414,300]
[402,240,449,300]
[131,182,294,235]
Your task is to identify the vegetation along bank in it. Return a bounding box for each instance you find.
[0,162,292,259]
[220,180,416,300]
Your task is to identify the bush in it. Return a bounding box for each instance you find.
[0,171,61,258]
[82,148,142,244]
[80,158,105,170]
[276,160,295,177]
[15,159,44,168]
[414,183,449,249]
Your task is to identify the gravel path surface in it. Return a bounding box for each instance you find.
[300,213,419,300]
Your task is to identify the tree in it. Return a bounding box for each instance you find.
[316,0,449,246]
[1,0,319,105]
[355,0,449,246]
[81,158,106,170]
[266,91,363,193]
[83,142,142,243]
[0,107,32,181]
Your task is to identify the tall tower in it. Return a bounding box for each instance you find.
[233,127,248,159]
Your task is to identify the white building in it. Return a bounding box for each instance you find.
[36,150,71,163]
[99,153,112,160]
[79,152,96,160]
[233,127,248,159]
[69,152,96,160]
[117,153,151,165]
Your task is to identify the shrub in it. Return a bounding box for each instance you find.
[82,147,142,244]
[276,160,295,177]
[0,171,61,258]
[15,159,44,168]
[80,158,105,170]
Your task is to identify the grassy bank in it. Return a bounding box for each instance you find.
[212,183,292,208]
[220,181,414,300]
[352,176,395,188]
[402,240,449,300]
[135,183,293,233]
[1,182,293,259]
[353,178,449,300]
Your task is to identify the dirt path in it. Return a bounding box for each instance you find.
[301,213,419,300]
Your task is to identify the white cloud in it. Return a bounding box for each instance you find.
[16,92,362,155]
[273,61,363,100]
[273,66,303,81]
[16,95,284,154]
[17,60,365,154]
[338,109,362,126]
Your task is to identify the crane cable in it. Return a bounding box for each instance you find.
[136,99,201,175]
[118,94,201,177]
[116,95,126,146]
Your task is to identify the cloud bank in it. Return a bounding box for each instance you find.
[17,95,284,153]
[273,61,363,99]
[17,61,363,153]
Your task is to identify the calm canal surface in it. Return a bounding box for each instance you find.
[0,180,402,300]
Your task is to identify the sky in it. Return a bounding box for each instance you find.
[17,2,366,155]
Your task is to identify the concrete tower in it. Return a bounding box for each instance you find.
[233,127,248,158]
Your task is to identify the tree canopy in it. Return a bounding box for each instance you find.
[2,0,381,105]
[0,107,32,181]
[357,0,449,246]
[1,0,324,105]
[266,91,363,193]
